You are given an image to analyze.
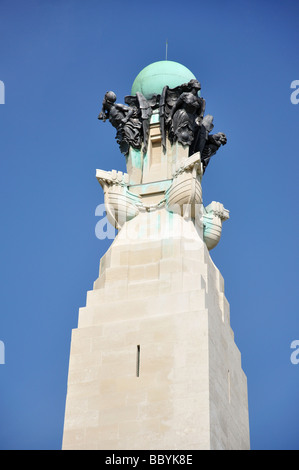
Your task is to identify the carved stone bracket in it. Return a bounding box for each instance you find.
[203,201,230,250]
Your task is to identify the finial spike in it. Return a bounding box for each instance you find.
[165,39,168,61]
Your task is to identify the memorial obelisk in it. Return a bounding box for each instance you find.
[62,61,250,450]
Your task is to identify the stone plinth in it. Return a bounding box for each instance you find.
[62,211,250,450]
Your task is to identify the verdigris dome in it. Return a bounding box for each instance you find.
[131,60,197,99]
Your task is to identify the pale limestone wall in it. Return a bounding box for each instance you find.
[62,211,250,450]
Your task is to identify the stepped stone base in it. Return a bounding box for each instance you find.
[62,210,250,450]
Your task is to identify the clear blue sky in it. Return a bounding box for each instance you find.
[0,0,298,450]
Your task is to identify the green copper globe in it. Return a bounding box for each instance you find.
[131,60,197,99]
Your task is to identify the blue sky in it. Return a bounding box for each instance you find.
[0,0,298,450]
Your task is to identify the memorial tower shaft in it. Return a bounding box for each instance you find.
[62,61,250,450]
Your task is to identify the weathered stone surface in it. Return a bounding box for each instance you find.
[62,214,250,450]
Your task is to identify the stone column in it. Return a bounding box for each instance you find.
[62,210,250,450]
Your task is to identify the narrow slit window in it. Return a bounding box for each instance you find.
[228,369,231,404]
[136,345,140,377]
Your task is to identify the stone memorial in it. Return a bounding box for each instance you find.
[62,60,250,450]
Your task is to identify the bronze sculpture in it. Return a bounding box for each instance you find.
[98,80,226,171]
[159,79,205,152]
[98,91,142,156]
